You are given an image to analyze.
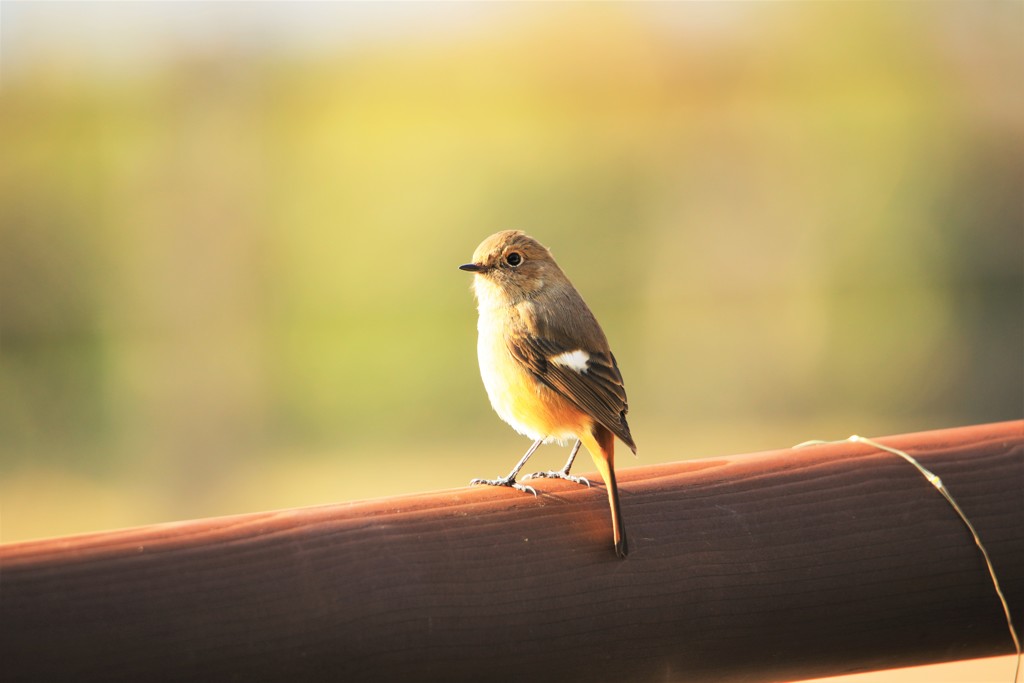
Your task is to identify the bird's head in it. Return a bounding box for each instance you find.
[459,230,565,307]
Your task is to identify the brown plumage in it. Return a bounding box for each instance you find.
[460,230,635,558]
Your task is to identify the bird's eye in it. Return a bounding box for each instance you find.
[505,252,523,267]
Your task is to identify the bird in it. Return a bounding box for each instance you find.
[459,230,636,558]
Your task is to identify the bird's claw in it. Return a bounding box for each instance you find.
[469,476,538,497]
[522,470,591,487]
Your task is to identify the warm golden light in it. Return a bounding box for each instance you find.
[1,3,1021,546]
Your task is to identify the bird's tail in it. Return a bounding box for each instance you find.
[584,424,628,558]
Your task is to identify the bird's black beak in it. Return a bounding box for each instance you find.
[459,263,487,273]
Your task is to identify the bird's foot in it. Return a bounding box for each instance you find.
[522,470,591,487]
[469,476,537,497]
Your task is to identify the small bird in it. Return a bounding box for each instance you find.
[460,230,636,558]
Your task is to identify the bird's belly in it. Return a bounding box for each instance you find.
[477,318,585,443]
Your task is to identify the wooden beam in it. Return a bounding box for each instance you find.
[1,421,1021,682]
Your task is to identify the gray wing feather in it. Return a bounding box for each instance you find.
[507,328,636,453]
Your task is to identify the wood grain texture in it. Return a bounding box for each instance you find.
[1,421,1021,682]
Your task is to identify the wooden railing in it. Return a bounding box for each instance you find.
[1,421,1021,682]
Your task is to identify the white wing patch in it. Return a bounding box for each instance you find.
[549,349,590,374]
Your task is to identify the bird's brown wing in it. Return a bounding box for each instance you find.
[507,332,636,453]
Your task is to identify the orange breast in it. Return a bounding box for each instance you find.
[477,317,589,442]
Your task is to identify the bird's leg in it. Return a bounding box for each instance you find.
[522,440,591,487]
[470,439,542,496]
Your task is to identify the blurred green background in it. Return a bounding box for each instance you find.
[1,2,1021,543]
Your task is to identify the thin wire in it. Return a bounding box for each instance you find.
[794,434,1021,683]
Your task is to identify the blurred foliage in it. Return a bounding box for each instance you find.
[1,3,1021,541]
